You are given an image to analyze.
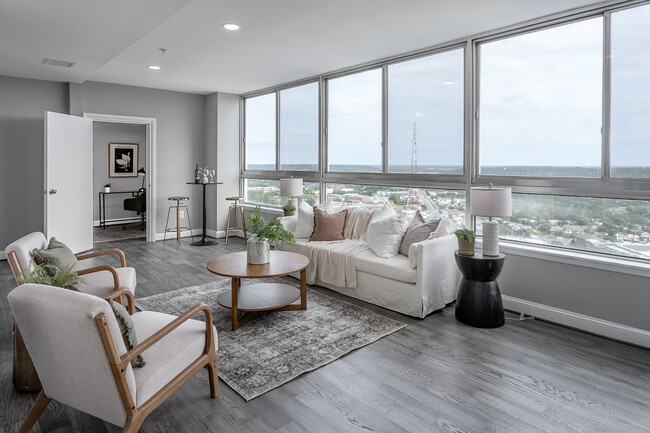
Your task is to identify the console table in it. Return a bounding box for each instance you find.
[186,182,222,246]
[454,250,506,328]
[98,190,141,229]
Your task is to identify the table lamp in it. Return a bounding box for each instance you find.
[280,178,303,208]
[138,167,146,191]
[470,185,511,256]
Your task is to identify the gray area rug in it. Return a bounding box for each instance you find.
[136,279,406,401]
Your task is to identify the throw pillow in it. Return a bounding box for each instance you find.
[399,211,442,256]
[294,200,334,238]
[31,237,80,277]
[366,214,410,258]
[108,299,145,368]
[310,208,348,241]
[407,219,453,268]
[370,202,396,224]
[343,207,374,240]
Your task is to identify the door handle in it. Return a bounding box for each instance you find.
[49,189,57,195]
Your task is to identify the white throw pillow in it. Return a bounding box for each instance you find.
[294,200,334,239]
[366,214,410,258]
[370,202,396,224]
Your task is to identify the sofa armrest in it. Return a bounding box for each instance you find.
[415,234,461,315]
[280,215,298,233]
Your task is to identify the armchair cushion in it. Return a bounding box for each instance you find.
[108,299,145,367]
[130,311,218,406]
[79,267,136,297]
[31,238,80,276]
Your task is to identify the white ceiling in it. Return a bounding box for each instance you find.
[0,0,609,95]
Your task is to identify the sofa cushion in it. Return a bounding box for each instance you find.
[294,200,334,238]
[367,214,409,258]
[310,208,348,241]
[355,249,417,284]
[399,211,442,256]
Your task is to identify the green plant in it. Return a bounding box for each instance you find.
[247,208,296,246]
[282,204,296,212]
[455,228,476,241]
[18,261,83,290]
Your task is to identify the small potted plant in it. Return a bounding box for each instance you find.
[282,203,296,216]
[455,228,476,256]
[18,261,84,291]
[104,183,111,193]
[246,208,296,264]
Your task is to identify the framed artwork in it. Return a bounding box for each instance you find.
[109,143,138,177]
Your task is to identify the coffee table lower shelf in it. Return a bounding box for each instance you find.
[217,283,300,311]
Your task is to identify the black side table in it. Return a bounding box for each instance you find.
[454,250,506,328]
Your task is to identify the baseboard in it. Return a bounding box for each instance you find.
[93,217,141,227]
[502,295,650,349]
[154,229,228,241]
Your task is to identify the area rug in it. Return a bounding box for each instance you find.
[136,279,406,401]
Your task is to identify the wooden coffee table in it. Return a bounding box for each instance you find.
[206,250,309,330]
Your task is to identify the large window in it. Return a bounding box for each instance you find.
[479,19,603,177]
[326,183,465,228]
[245,93,276,170]
[477,194,650,260]
[245,179,320,207]
[388,49,464,174]
[327,69,382,173]
[610,4,650,178]
[280,83,319,171]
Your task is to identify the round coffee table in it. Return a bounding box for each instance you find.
[206,250,309,330]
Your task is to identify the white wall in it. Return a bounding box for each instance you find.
[216,93,241,234]
[92,122,146,222]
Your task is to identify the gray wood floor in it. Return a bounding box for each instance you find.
[2,237,650,433]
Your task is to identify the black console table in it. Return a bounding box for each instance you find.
[454,250,506,328]
[186,182,222,246]
[98,190,141,229]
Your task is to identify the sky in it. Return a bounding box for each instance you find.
[245,3,650,171]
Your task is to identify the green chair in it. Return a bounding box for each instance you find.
[123,191,146,230]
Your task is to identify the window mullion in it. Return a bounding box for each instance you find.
[602,11,612,181]
[275,91,281,171]
[382,65,388,174]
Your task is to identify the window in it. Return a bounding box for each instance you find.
[387,49,464,174]
[326,183,465,227]
[245,179,320,207]
[327,69,382,173]
[245,94,276,170]
[280,83,319,171]
[477,194,650,260]
[479,19,603,177]
[610,4,650,178]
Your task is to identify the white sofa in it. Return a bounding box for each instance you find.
[278,211,461,318]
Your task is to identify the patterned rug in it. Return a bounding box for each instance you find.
[136,279,406,401]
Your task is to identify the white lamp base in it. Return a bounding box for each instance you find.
[482,220,500,256]
[288,198,298,209]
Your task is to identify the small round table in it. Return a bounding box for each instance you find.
[454,250,506,328]
[206,251,309,330]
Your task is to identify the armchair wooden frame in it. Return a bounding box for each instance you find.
[18,289,219,433]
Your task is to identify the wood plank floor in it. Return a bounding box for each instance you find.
[2,237,650,433]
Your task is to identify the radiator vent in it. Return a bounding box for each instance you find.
[41,58,75,68]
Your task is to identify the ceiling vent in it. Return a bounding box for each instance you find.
[41,58,75,68]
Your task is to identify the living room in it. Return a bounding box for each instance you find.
[1,0,649,432]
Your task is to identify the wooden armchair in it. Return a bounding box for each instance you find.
[8,284,219,433]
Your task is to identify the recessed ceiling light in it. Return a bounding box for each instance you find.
[148,65,161,70]
[222,23,240,31]
[42,58,75,68]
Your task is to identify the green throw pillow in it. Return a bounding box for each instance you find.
[31,238,80,277]
[108,299,145,368]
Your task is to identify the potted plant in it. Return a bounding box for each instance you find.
[18,261,83,290]
[282,203,296,216]
[246,208,296,264]
[455,228,476,256]
[104,183,111,193]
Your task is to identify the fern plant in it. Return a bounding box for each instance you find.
[247,208,296,246]
[18,261,83,290]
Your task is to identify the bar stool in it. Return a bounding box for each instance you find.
[164,196,194,245]
[225,196,247,245]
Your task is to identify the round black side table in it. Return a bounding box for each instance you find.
[454,250,506,328]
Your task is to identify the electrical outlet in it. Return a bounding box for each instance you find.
[179,210,185,219]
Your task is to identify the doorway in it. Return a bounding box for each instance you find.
[84,113,157,243]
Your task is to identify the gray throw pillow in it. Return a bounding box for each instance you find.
[31,237,80,277]
[399,211,442,256]
[108,299,145,368]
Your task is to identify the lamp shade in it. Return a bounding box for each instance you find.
[470,186,512,217]
[280,178,303,197]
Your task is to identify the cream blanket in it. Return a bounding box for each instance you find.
[302,239,369,288]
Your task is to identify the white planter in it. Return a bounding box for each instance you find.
[104,187,111,193]
[247,238,270,264]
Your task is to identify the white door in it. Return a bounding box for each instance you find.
[44,111,93,253]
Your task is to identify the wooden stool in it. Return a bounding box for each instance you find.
[225,196,247,245]
[164,196,194,245]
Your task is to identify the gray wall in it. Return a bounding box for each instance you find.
[93,122,146,222]
[0,75,68,250]
[216,93,241,233]
[75,81,206,234]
